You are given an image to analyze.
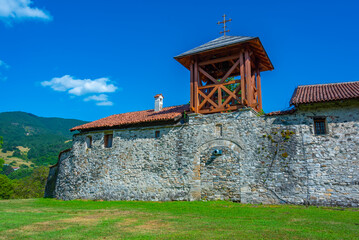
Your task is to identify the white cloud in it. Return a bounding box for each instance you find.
[0,59,9,81]
[42,75,118,106]
[96,101,113,106]
[41,75,118,96]
[0,59,10,69]
[0,0,52,24]
[84,94,109,102]
[84,94,114,106]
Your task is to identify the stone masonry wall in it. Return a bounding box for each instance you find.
[51,101,359,206]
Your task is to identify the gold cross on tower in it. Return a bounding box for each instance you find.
[217,14,232,36]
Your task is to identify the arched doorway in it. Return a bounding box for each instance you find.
[190,139,242,201]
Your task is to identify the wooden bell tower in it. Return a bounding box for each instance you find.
[175,33,273,114]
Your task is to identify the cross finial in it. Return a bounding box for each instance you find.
[217,14,232,36]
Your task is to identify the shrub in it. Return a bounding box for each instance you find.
[0,174,14,199]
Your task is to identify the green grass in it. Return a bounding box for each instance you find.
[0,199,358,239]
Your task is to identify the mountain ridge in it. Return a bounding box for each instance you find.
[0,111,88,166]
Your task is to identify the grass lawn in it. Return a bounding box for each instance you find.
[0,199,358,239]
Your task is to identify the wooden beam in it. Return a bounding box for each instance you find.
[211,63,219,71]
[218,85,222,107]
[239,51,245,105]
[251,73,256,91]
[198,66,218,84]
[220,57,241,83]
[190,62,194,111]
[194,60,199,113]
[198,86,219,109]
[198,105,242,114]
[251,73,257,108]
[245,50,252,107]
[220,85,241,105]
[199,53,241,66]
[198,80,240,90]
[257,68,262,111]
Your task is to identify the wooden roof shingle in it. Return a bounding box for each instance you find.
[175,35,255,58]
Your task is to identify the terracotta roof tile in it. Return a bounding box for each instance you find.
[71,104,189,132]
[290,81,359,105]
[154,94,163,98]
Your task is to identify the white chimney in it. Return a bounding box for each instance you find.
[154,94,163,112]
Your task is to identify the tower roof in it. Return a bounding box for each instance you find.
[175,35,255,58]
[174,35,274,72]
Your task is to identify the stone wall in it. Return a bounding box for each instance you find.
[50,100,359,206]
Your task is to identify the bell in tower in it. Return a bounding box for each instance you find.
[174,16,273,114]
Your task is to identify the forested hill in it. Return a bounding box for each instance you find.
[0,111,87,166]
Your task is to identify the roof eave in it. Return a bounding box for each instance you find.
[291,97,359,107]
[71,118,183,133]
[174,37,256,60]
[174,37,274,72]
[254,38,274,71]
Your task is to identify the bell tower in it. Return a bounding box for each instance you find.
[174,32,273,113]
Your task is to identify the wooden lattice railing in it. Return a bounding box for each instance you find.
[197,80,242,113]
[189,49,262,114]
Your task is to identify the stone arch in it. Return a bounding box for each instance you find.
[189,138,243,201]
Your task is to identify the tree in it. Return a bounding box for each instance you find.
[0,136,3,171]
[12,167,49,198]
[8,168,33,180]
[0,158,4,172]
[0,165,14,176]
[0,175,14,199]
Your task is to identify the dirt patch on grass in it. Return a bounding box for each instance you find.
[117,217,174,234]
[115,212,176,235]
[289,218,306,223]
[135,220,171,232]
[15,221,68,232]
[3,210,138,238]
[2,207,55,213]
[117,218,138,227]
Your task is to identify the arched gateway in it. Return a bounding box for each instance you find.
[190,139,243,201]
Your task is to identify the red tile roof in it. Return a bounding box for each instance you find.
[290,81,359,105]
[154,94,163,98]
[71,104,189,132]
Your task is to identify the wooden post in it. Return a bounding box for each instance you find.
[244,50,252,107]
[218,84,222,107]
[257,68,262,111]
[190,62,194,111]
[251,72,256,108]
[239,51,245,105]
[194,60,199,113]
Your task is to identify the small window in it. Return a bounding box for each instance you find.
[155,131,160,138]
[314,118,327,135]
[216,124,223,137]
[104,134,113,148]
[86,136,92,148]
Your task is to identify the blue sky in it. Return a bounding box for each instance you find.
[0,0,358,121]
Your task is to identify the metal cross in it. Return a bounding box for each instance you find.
[217,14,232,36]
